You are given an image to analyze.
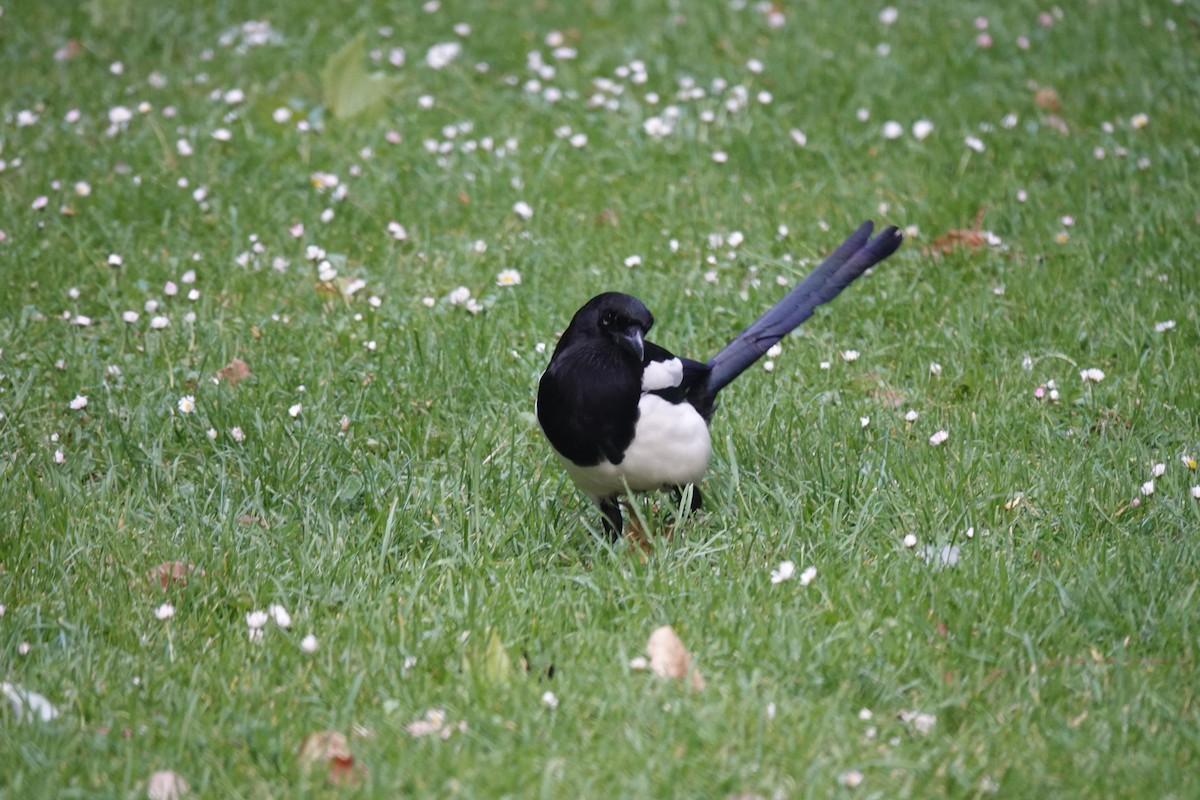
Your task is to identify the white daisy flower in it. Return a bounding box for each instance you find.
[770,560,796,584]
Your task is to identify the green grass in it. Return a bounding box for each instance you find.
[2,1,1199,797]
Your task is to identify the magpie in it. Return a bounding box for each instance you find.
[537,220,903,539]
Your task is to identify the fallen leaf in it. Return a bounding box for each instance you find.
[646,626,706,690]
[134,562,204,592]
[146,770,189,800]
[625,512,654,555]
[1,682,60,722]
[327,754,363,788]
[321,34,400,121]
[926,208,995,256]
[646,626,689,678]
[217,357,252,387]
[236,514,269,529]
[297,730,366,787]
[483,629,513,684]
[1035,87,1061,112]
[462,629,514,685]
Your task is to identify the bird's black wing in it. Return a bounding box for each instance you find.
[538,341,643,466]
[699,221,903,405]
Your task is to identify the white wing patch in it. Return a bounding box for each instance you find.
[641,357,684,391]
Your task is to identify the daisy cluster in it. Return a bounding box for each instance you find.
[0,0,1188,537]
[5,0,1175,326]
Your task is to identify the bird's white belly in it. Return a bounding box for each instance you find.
[560,394,713,499]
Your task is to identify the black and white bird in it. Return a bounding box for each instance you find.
[537,220,903,539]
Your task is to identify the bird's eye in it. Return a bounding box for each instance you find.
[601,310,620,328]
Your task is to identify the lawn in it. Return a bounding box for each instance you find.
[2,1,1199,797]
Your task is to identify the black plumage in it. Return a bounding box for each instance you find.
[537,221,903,538]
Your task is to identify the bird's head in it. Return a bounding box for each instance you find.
[572,292,653,362]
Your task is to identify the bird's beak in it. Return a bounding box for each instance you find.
[623,328,645,362]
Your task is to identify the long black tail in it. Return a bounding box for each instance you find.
[699,220,903,404]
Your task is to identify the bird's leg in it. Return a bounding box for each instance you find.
[598,497,624,541]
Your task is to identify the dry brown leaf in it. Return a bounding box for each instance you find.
[146,770,190,800]
[926,208,993,256]
[297,730,366,787]
[646,626,706,690]
[647,626,689,678]
[625,512,654,556]
[216,357,252,387]
[1034,87,1061,112]
[134,562,205,592]
[236,514,269,529]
